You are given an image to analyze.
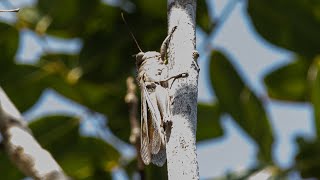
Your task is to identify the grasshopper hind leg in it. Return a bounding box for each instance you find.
[147,108,161,154]
[151,146,167,167]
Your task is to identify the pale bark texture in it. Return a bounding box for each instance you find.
[0,87,69,180]
[166,0,199,179]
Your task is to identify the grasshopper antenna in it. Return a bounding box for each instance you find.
[121,12,143,52]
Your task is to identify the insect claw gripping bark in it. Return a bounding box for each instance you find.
[134,26,188,166]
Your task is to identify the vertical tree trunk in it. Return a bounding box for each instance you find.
[166,0,199,179]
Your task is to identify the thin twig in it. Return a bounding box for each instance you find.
[125,76,145,180]
[0,8,19,12]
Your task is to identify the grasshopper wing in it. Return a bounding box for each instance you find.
[140,83,163,165]
[143,85,162,153]
[143,84,167,166]
[140,88,151,165]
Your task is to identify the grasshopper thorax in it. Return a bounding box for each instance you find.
[135,51,162,67]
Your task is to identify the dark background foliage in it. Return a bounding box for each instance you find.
[0,0,320,179]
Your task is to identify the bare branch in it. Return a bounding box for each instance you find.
[0,87,69,180]
[0,8,19,12]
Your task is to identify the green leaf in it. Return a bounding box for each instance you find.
[309,57,320,136]
[125,160,168,180]
[0,150,25,180]
[209,50,274,162]
[79,30,135,83]
[107,105,131,143]
[209,51,243,121]
[0,22,19,67]
[123,159,138,179]
[39,54,79,69]
[145,164,168,180]
[197,0,213,33]
[135,0,166,19]
[39,54,108,106]
[29,115,120,179]
[247,0,320,57]
[264,57,310,102]
[37,54,131,142]
[37,0,117,37]
[295,137,320,179]
[17,7,42,32]
[0,64,45,112]
[77,11,167,84]
[29,115,80,153]
[240,87,274,161]
[38,53,125,111]
[197,103,223,141]
[48,76,130,143]
[59,137,116,180]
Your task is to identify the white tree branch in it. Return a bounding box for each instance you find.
[0,87,69,180]
[166,0,199,179]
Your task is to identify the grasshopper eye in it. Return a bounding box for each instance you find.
[136,52,145,66]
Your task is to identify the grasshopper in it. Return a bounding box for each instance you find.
[122,14,189,166]
[135,26,189,166]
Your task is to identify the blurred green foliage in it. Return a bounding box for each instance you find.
[247,0,320,178]
[264,57,310,102]
[209,50,273,162]
[248,0,320,58]
[0,0,320,179]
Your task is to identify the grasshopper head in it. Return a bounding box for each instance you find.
[135,52,145,67]
[136,51,161,67]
